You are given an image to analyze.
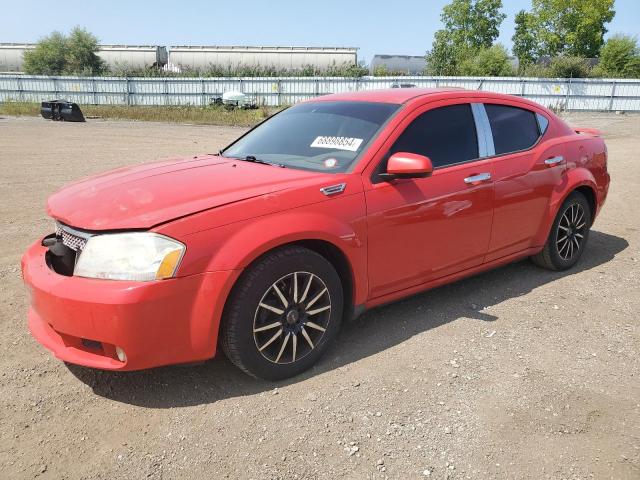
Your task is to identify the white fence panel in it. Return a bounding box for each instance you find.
[1,75,639,111]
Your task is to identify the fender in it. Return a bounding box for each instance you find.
[154,193,368,360]
[213,211,367,302]
[165,192,369,303]
[532,167,598,246]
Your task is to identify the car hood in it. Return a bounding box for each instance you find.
[48,155,344,230]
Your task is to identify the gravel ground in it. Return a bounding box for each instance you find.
[0,113,638,480]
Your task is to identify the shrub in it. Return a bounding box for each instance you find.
[458,44,514,76]
[370,64,413,77]
[596,34,640,78]
[548,56,591,78]
[23,27,105,76]
[371,65,391,76]
[109,62,368,78]
[518,62,552,78]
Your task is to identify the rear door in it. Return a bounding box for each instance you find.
[482,103,566,261]
[364,101,495,299]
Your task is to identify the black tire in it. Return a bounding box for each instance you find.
[220,246,343,380]
[531,191,592,271]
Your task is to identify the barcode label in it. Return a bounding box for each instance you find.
[310,136,363,152]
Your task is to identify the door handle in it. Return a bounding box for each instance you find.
[544,156,564,166]
[464,172,491,184]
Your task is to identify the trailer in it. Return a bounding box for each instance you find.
[168,45,358,72]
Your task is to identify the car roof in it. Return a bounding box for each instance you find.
[305,87,551,113]
[306,88,465,104]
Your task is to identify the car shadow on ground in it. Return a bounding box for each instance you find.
[67,230,628,408]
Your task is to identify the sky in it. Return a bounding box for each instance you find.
[1,0,639,64]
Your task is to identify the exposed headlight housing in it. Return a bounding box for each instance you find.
[74,232,185,281]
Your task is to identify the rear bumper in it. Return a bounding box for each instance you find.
[22,240,238,371]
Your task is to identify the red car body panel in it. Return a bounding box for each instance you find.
[23,241,239,368]
[22,88,610,371]
[47,155,347,230]
[365,158,495,298]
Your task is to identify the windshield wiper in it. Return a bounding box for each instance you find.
[243,155,287,168]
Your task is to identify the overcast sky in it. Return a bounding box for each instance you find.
[2,0,638,63]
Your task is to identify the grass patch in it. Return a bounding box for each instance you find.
[0,102,40,116]
[0,102,279,126]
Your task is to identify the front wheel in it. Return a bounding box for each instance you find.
[220,246,343,380]
[532,191,592,271]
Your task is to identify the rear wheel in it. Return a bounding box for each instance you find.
[532,191,591,271]
[220,246,343,380]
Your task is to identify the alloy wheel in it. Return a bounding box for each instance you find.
[556,203,587,261]
[253,272,332,364]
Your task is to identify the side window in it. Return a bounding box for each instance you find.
[388,104,479,169]
[536,113,549,135]
[485,104,540,155]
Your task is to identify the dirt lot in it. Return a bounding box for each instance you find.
[0,113,638,480]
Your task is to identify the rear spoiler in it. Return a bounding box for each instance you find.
[574,127,602,137]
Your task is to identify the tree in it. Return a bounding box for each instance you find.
[513,0,615,60]
[426,30,462,75]
[426,0,506,75]
[440,0,506,51]
[22,27,105,75]
[23,31,67,75]
[459,44,514,76]
[65,27,105,75]
[596,35,640,78]
[512,10,537,68]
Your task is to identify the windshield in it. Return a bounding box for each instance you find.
[221,101,400,173]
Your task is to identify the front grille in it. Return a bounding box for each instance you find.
[46,223,94,276]
[55,223,90,252]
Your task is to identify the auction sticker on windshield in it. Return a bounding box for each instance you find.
[310,136,363,152]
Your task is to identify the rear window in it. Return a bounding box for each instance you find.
[485,104,540,155]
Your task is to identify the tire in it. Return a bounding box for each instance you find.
[531,191,592,271]
[220,246,343,380]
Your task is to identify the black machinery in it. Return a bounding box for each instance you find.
[40,100,85,122]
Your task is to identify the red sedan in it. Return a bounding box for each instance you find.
[22,89,610,380]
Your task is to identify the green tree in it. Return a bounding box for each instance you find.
[596,34,640,78]
[22,27,105,75]
[64,27,105,75]
[23,31,67,75]
[459,44,514,76]
[425,30,461,75]
[441,0,506,50]
[426,0,506,75]
[512,10,537,68]
[514,0,615,59]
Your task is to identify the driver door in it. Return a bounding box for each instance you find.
[364,102,495,299]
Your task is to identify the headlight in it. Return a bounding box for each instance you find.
[74,232,185,281]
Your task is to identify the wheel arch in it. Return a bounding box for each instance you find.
[533,170,598,246]
[574,185,597,225]
[290,239,356,320]
[223,238,357,322]
[555,182,598,226]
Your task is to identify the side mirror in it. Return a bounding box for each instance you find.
[380,152,433,181]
